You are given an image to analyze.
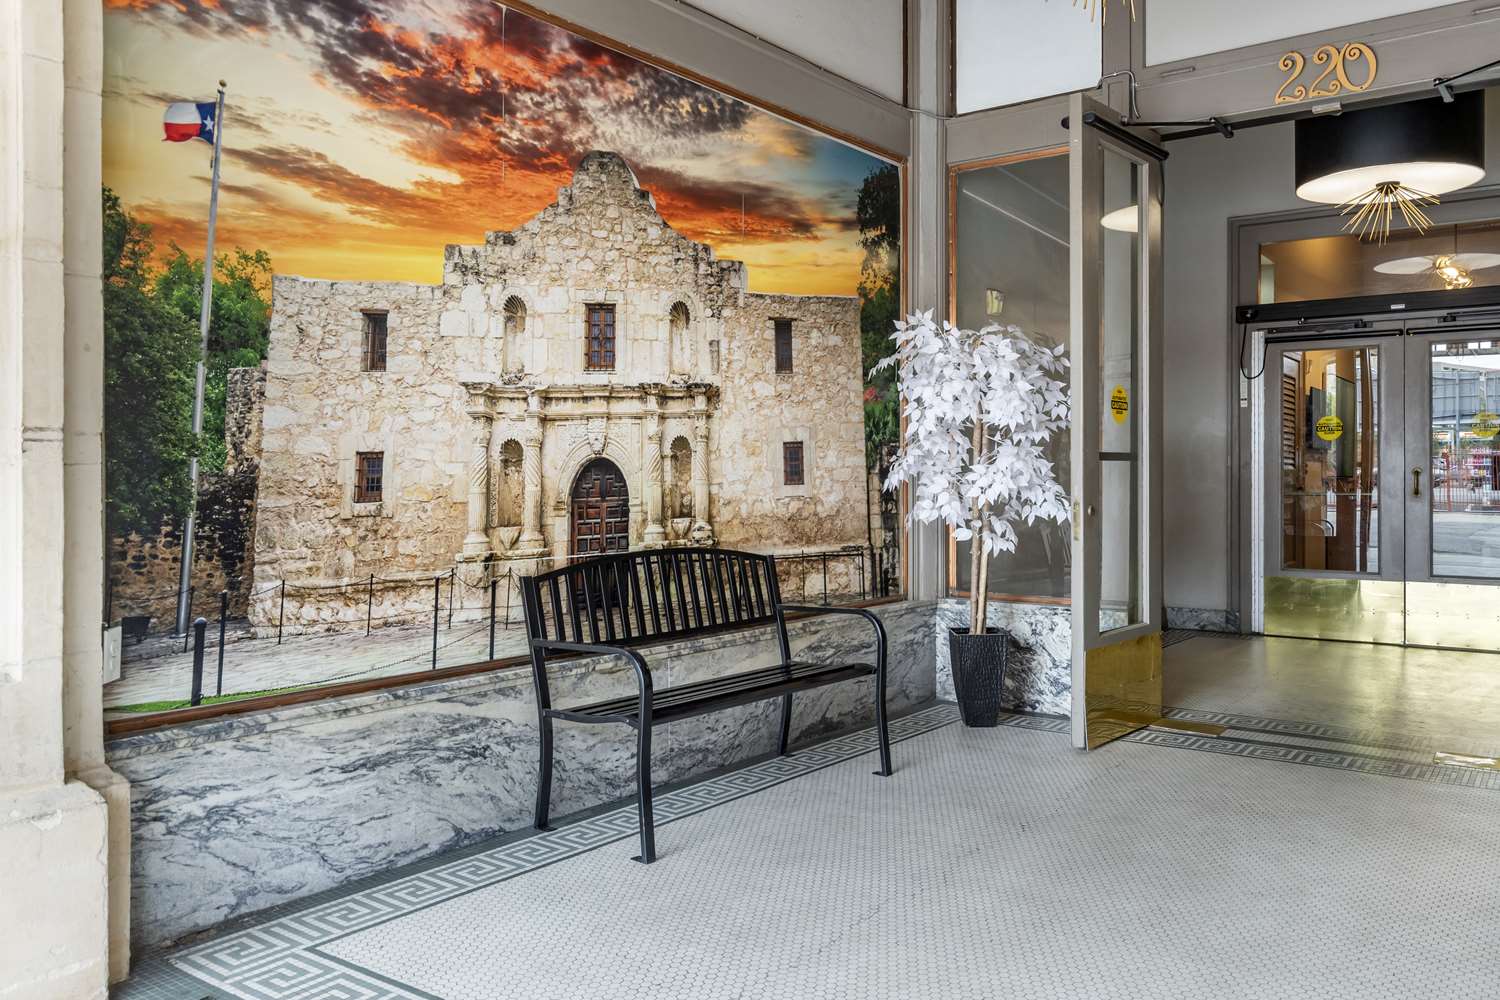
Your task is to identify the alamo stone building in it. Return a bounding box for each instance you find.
[249,151,868,628]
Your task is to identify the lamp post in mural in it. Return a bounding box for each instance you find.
[163,82,227,635]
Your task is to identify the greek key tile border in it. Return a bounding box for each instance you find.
[153,704,963,1000]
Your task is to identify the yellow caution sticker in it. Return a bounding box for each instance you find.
[1315,415,1343,442]
[1110,385,1129,424]
[1473,411,1499,440]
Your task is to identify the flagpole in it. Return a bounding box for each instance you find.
[175,81,227,636]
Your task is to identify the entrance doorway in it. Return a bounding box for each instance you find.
[570,459,630,556]
[1259,327,1500,651]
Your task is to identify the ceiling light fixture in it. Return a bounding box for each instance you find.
[1373,223,1500,290]
[1294,92,1486,243]
[1100,206,1138,233]
[1374,253,1500,290]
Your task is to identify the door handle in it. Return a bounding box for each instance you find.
[1412,466,1422,497]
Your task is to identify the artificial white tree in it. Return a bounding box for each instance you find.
[875,311,1071,634]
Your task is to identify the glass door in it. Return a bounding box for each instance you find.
[1068,94,1165,749]
[1261,336,1406,644]
[1404,331,1500,651]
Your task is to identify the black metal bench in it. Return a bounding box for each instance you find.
[521,546,891,863]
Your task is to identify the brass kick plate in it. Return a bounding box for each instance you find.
[1434,752,1500,771]
[1148,718,1227,737]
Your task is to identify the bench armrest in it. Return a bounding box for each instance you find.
[773,604,888,670]
[531,639,655,698]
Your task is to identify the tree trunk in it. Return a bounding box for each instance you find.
[967,403,987,635]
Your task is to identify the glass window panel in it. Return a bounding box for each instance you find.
[1430,340,1500,578]
[1258,220,1500,304]
[1278,347,1381,573]
[950,151,1070,601]
[1097,145,1141,633]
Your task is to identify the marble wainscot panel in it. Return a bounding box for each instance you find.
[935,598,1070,716]
[107,600,939,952]
[1166,606,1241,633]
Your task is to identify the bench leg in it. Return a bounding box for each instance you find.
[633,721,657,864]
[777,693,793,756]
[874,693,893,777]
[534,715,554,830]
[874,656,893,777]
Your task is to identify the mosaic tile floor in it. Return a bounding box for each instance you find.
[115,698,1500,1000]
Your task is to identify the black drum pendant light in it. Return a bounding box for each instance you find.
[1295,91,1486,242]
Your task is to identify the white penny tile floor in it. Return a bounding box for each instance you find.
[118,701,1500,1000]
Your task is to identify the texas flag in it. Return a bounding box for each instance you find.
[162,101,217,144]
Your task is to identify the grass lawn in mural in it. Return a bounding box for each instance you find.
[102,1,901,705]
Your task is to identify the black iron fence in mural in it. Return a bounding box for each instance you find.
[104,544,897,716]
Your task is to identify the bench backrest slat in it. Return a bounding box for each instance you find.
[525,547,778,665]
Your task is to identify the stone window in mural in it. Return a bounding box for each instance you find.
[669,436,693,520]
[99,2,903,691]
[774,319,794,373]
[669,301,691,376]
[783,441,805,486]
[354,452,384,504]
[502,296,526,373]
[361,311,387,372]
[585,303,617,371]
[497,440,524,534]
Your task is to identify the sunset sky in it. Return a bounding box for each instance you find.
[101,0,891,294]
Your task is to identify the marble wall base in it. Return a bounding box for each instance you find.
[1166,606,1241,633]
[935,599,1071,716]
[107,601,938,952]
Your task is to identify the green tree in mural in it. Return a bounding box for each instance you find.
[856,163,901,469]
[102,187,199,541]
[155,246,272,472]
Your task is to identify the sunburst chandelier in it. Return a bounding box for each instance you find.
[1294,92,1486,243]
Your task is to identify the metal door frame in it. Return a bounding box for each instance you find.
[1256,330,1406,644]
[1401,326,1500,651]
[1068,93,1166,749]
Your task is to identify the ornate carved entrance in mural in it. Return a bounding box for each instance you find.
[570,458,630,555]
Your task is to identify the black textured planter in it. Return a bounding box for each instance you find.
[948,627,1009,728]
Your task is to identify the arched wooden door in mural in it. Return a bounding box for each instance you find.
[570,458,630,556]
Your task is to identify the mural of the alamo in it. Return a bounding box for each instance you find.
[249,151,867,627]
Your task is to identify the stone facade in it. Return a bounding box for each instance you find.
[251,152,867,627]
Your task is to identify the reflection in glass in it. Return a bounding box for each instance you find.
[950,152,1070,600]
[1259,220,1500,304]
[1098,145,1140,632]
[1430,340,1500,579]
[1279,347,1379,573]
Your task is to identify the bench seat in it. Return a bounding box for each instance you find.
[548,659,877,726]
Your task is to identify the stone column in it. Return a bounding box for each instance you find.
[690,400,714,544]
[518,395,545,552]
[643,400,666,546]
[463,409,493,557]
[1,3,122,995]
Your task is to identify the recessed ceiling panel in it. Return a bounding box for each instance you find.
[1146,0,1459,66]
[684,0,904,102]
[956,0,1102,114]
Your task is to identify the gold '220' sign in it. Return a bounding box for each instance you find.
[1274,42,1377,105]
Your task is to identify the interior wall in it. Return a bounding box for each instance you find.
[1162,89,1500,621]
